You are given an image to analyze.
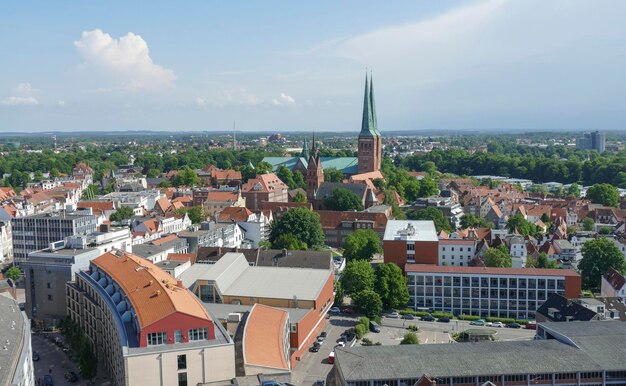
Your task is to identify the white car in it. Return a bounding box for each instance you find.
[387,312,401,319]
[334,341,346,349]
[329,307,341,314]
[491,322,505,328]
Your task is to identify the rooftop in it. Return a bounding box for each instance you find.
[91,251,211,329]
[0,294,26,386]
[243,304,290,371]
[405,264,581,277]
[383,220,438,242]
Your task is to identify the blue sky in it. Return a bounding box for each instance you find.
[2,0,626,132]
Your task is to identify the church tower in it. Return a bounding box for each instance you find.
[358,73,382,174]
[306,132,324,202]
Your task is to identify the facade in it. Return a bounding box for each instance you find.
[66,251,235,386]
[406,265,582,319]
[413,197,463,229]
[383,220,439,268]
[0,220,13,263]
[601,267,626,300]
[179,223,246,253]
[12,210,98,265]
[241,173,288,210]
[576,130,606,152]
[318,208,390,247]
[0,293,35,386]
[438,239,475,267]
[192,188,245,213]
[357,73,382,174]
[334,321,626,386]
[22,228,132,326]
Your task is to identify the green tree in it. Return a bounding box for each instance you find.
[334,280,345,305]
[566,183,580,198]
[599,226,613,235]
[324,188,363,211]
[255,161,274,175]
[292,191,307,203]
[5,267,22,281]
[109,206,135,222]
[405,207,452,232]
[340,260,375,295]
[146,168,162,178]
[419,176,438,197]
[400,331,419,345]
[375,263,409,310]
[269,207,324,249]
[582,217,595,232]
[506,213,537,237]
[81,184,100,200]
[78,336,97,379]
[586,183,619,207]
[525,255,538,268]
[272,233,308,250]
[484,246,512,268]
[579,238,626,289]
[343,229,382,261]
[276,165,296,189]
[537,252,558,269]
[157,180,172,188]
[292,170,306,190]
[172,166,200,187]
[460,213,493,229]
[323,167,344,183]
[175,206,207,224]
[33,170,44,182]
[352,289,383,319]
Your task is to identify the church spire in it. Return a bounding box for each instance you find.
[301,136,309,159]
[369,73,380,136]
[359,71,376,138]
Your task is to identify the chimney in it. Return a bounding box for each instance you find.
[282,248,287,257]
[155,290,161,296]
[176,280,183,288]
[148,280,153,286]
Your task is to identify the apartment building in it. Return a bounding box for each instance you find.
[383,220,439,269]
[12,210,98,265]
[241,173,288,210]
[438,239,475,267]
[318,208,390,247]
[406,265,581,319]
[0,221,13,263]
[66,250,235,386]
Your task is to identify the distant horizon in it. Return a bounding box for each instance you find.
[3,1,626,132]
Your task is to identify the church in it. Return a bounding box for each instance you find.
[263,73,382,177]
[263,73,384,209]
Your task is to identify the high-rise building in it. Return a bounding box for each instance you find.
[358,73,383,174]
[12,210,98,265]
[575,130,605,152]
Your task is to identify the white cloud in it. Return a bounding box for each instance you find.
[194,97,207,107]
[0,96,39,106]
[74,29,176,90]
[271,93,296,107]
[15,82,35,94]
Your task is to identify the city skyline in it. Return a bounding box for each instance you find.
[3,0,626,132]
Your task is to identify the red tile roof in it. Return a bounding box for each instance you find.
[243,304,289,371]
[405,264,580,277]
[77,201,115,215]
[242,173,288,193]
[218,206,253,222]
[212,169,242,180]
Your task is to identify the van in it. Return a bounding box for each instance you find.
[369,321,380,333]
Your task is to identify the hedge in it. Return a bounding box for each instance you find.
[457,314,482,321]
[431,311,454,319]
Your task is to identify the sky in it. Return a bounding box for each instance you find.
[2,0,626,133]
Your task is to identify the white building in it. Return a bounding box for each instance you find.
[438,239,475,267]
[0,221,13,263]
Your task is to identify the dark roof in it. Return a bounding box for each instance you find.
[315,182,367,200]
[195,247,333,270]
[536,294,598,322]
[335,321,626,381]
[603,267,625,291]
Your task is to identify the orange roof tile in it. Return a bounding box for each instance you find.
[242,173,288,193]
[77,201,115,215]
[218,206,253,222]
[212,169,242,180]
[243,304,289,370]
[152,234,178,246]
[205,191,240,202]
[92,251,211,329]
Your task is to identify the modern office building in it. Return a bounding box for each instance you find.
[12,210,98,265]
[0,293,35,386]
[576,130,605,152]
[23,228,132,326]
[406,265,581,319]
[334,321,626,386]
[66,250,235,386]
[383,221,439,269]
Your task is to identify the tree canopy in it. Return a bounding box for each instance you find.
[405,207,452,233]
[343,229,382,261]
[579,238,626,289]
[110,206,135,222]
[484,246,512,268]
[352,289,383,319]
[340,260,375,296]
[269,207,324,249]
[460,213,494,229]
[586,183,620,207]
[324,188,363,211]
[375,263,409,310]
[400,331,419,345]
[506,213,538,237]
[323,167,344,183]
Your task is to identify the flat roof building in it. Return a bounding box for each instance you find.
[384,220,439,268]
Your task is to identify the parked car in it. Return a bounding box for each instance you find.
[469,319,485,326]
[420,314,435,322]
[262,382,286,386]
[320,331,327,338]
[369,321,380,333]
[437,317,451,323]
[401,313,415,320]
[387,312,401,319]
[334,341,345,348]
[32,352,40,361]
[65,372,78,382]
[526,322,537,330]
[491,322,505,328]
[313,381,326,386]
[317,336,325,344]
[310,342,321,352]
[327,351,335,364]
[342,308,355,315]
[329,307,341,314]
[43,375,54,386]
[506,322,522,329]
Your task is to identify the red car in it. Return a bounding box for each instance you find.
[342,308,355,315]
[526,322,537,330]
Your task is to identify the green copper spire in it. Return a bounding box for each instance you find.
[359,72,377,138]
[369,73,380,136]
[301,136,309,159]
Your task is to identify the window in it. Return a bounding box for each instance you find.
[178,373,188,386]
[177,355,187,370]
[47,282,51,289]
[189,327,208,341]
[407,244,415,251]
[147,332,167,346]
[47,294,53,301]
[175,330,183,343]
